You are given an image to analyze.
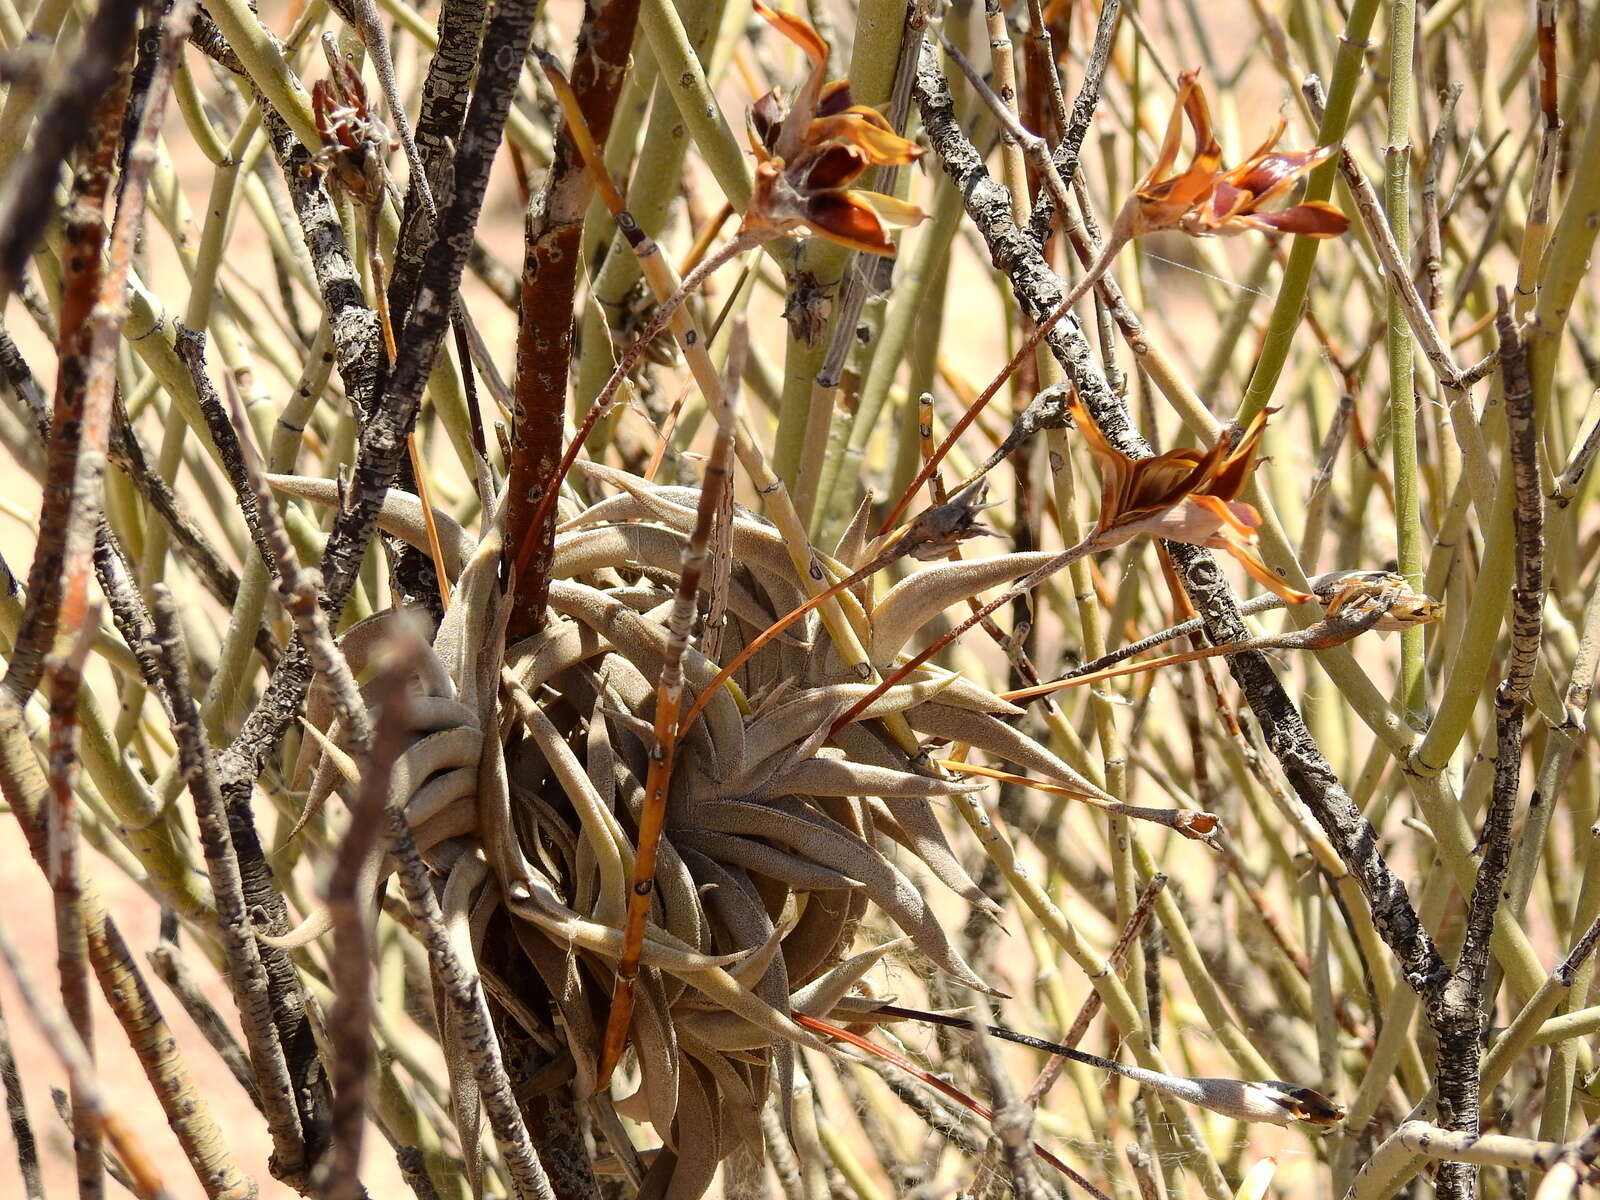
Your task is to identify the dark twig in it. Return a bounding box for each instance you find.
[389,828,555,1200]
[383,0,489,328]
[2,45,129,704]
[964,990,1051,1200]
[148,937,262,1110]
[148,586,307,1186]
[1025,0,1121,243]
[1431,297,1544,1199]
[317,646,415,1200]
[0,0,140,294]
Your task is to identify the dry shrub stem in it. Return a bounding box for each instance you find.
[317,654,413,1200]
[148,586,307,1185]
[1429,298,1546,1198]
[507,0,644,639]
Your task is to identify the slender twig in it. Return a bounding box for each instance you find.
[1513,0,1561,322]
[45,616,101,1200]
[1003,586,1400,702]
[317,645,415,1200]
[793,1013,1113,1198]
[0,985,44,1200]
[934,759,1218,839]
[1026,874,1166,1106]
[863,1003,1343,1127]
[1026,0,1122,239]
[1395,1122,1572,1171]
[1428,295,1545,1198]
[147,586,306,1183]
[147,937,262,1109]
[0,0,140,294]
[388,826,554,1200]
[964,988,1050,1200]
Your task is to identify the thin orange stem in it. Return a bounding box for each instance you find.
[596,327,744,1089]
[934,758,1218,839]
[1002,640,1241,701]
[676,559,877,740]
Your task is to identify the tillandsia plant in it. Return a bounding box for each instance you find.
[2,1,1600,1200]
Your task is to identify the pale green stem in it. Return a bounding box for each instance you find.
[1236,0,1382,425]
[780,0,906,497]
[816,176,963,531]
[1385,0,1424,718]
[638,0,751,211]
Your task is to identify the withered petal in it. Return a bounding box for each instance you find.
[1143,70,1199,190]
[817,79,855,118]
[750,90,786,153]
[808,109,924,165]
[1213,524,1314,604]
[752,0,828,69]
[1121,451,1211,519]
[804,190,898,254]
[1237,117,1289,174]
[1243,201,1349,237]
[799,143,869,191]
[1200,408,1272,500]
[849,188,927,230]
[1225,145,1335,205]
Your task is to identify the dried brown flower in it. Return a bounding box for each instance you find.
[1066,389,1313,604]
[1118,69,1348,242]
[741,1,928,255]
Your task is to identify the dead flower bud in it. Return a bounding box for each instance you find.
[1261,1082,1346,1129]
[1067,389,1313,604]
[1318,570,1444,630]
[1115,69,1348,243]
[312,37,392,211]
[742,1,929,255]
[890,481,995,562]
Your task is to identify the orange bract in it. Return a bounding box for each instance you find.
[1118,70,1348,242]
[742,1,928,254]
[1067,390,1313,604]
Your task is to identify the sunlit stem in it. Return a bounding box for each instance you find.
[874,231,1127,538]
